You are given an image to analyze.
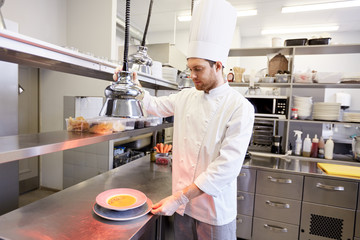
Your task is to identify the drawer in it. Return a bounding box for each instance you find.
[254,194,301,225]
[255,170,303,200]
[237,191,254,216]
[252,217,299,240]
[237,168,256,193]
[236,214,253,240]
[358,184,360,209]
[356,211,360,237]
[300,202,355,240]
[303,176,358,209]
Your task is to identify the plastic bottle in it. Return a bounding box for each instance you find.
[302,134,311,157]
[310,134,319,158]
[227,69,234,82]
[325,136,334,160]
[293,130,303,156]
[318,136,325,158]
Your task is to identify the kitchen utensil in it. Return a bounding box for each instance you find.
[352,136,360,162]
[177,67,194,89]
[100,0,145,118]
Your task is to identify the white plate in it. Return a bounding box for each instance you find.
[96,188,147,211]
[93,198,152,221]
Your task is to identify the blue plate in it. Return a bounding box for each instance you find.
[93,198,152,221]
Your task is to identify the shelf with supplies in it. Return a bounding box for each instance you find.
[0,29,178,90]
[229,44,360,158]
[0,123,173,165]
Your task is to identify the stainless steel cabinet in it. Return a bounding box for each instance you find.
[237,168,256,193]
[237,191,254,216]
[254,194,301,225]
[236,214,253,240]
[256,170,303,200]
[252,217,299,240]
[300,202,356,240]
[303,176,358,209]
[356,210,360,238]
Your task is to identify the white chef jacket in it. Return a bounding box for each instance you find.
[142,82,254,225]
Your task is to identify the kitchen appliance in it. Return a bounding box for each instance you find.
[100,0,145,118]
[248,120,275,153]
[177,67,194,89]
[352,136,360,162]
[271,135,282,154]
[245,95,288,119]
[128,0,154,75]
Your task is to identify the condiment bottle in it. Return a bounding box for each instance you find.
[227,69,234,82]
[302,134,311,157]
[310,134,319,158]
[325,136,334,160]
[318,136,325,158]
[294,130,302,156]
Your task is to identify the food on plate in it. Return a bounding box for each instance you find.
[66,116,89,132]
[107,194,137,207]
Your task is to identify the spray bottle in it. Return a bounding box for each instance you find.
[293,130,303,156]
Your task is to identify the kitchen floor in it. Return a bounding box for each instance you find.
[19,188,58,207]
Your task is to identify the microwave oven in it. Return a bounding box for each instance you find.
[245,95,288,119]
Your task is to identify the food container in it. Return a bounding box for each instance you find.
[144,116,159,127]
[260,76,275,83]
[87,117,114,134]
[155,153,171,165]
[308,38,331,45]
[275,73,291,83]
[284,38,307,46]
[65,117,90,132]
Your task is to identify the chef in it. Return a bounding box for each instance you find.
[114,0,254,238]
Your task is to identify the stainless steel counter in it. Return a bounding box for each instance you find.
[243,154,360,182]
[0,155,172,240]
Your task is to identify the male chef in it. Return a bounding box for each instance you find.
[114,0,254,238]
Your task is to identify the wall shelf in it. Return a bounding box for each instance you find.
[0,123,173,165]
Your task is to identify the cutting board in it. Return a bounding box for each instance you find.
[317,162,360,179]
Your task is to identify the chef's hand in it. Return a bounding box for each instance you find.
[113,66,141,87]
[151,191,189,216]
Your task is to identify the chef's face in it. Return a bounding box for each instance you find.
[187,58,222,93]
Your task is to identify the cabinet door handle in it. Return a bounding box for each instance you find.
[267,176,292,184]
[265,200,290,209]
[264,224,288,233]
[237,195,245,200]
[236,217,243,224]
[239,172,247,177]
[316,182,344,191]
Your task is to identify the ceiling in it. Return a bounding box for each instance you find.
[117,0,360,38]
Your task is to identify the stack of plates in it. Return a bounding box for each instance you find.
[312,102,341,121]
[293,96,313,119]
[93,188,152,221]
[343,112,360,123]
[162,66,178,82]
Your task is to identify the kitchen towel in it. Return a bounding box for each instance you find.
[317,162,360,179]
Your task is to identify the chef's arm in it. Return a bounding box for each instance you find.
[151,183,203,216]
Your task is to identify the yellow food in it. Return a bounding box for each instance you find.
[67,116,89,132]
[89,122,113,134]
[107,194,136,207]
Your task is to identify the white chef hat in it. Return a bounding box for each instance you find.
[187,0,237,67]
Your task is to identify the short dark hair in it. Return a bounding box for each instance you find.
[205,59,224,70]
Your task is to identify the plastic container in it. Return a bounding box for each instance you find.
[260,76,275,83]
[88,118,114,134]
[294,130,303,156]
[275,73,291,83]
[284,38,307,46]
[155,153,171,165]
[65,117,90,132]
[302,134,311,157]
[318,136,325,158]
[310,134,319,158]
[325,136,334,160]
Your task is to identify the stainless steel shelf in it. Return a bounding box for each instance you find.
[289,119,360,126]
[229,82,291,88]
[0,123,173,164]
[0,29,178,90]
[229,47,293,57]
[285,154,360,167]
[292,83,360,88]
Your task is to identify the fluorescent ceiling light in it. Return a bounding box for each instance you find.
[237,9,257,17]
[261,25,339,35]
[282,0,360,13]
[177,9,257,22]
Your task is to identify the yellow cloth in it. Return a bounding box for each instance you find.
[317,163,360,179]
